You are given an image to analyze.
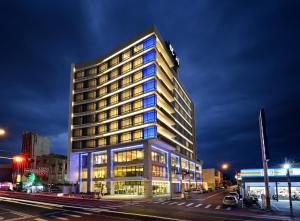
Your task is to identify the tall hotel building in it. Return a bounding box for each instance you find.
[68,26,202,198]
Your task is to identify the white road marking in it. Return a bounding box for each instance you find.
[215,205,221,210]
[161,201,170,205]
[177,202,185,206]
[34,218,48,221]
[50,216,69,220]
[199,192,224,201]
[204,204,211,208]
[62,213,81,218]
[186,203,194,207]
[226,207,231,210]
[169,202,178,205]
[195,203,202,207]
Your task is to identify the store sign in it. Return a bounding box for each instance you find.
[240,168,300,177]
[24,167,49,176]
[166,41,180,67]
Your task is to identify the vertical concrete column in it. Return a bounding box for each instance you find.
[107,149,114,195]
[168,151,172,198]
[87,152,92,193]
[143,142,153,198]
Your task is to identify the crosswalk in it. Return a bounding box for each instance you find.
[152,200,233,211]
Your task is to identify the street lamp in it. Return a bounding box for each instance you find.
[0,128,6,136]
[221,163,229,170]
[283,160,293,217]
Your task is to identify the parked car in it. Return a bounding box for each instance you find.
[228,191,240,200]
[191,189,203,194]
[223,195,238,207]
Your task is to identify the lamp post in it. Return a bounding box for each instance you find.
[283,162,293,217]
[0,128,6,137]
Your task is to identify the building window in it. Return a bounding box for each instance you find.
[113,149,144,163]
[113,181,144,195]
[110,135,118,145]
[98,124,107,134]
[98,138,106,146]
[87,127,96,136]
[93,167,107,179]
[121,132,131,143]
[75,71,84,79]
[133,130,142,140]
[121,62,132,74]
[143,79,156,93]
[87,91,96,100]
[110,121,118,132]
[88,79,97,88]
[99,74,108,84]
[143,50,156,64]
[110,81,119,92]
[133,85,143,96]
[143,126,157,139]
[110,94,119,105]
[111,57,119,67]
[113,166,143,177]
[121,89,132,100]
[122,76,132,87]
[121,103,132,114]
[133,99,142,110]
[109,107,118,118]
[99,63,108,73]
[87,67,97,76]
[143,110,156,123]
[133,114,143,125]
[98,112,107,122]
[133,57,143,68]
[143,64,156,78]
[81,168,88,179]
[152,165,166,177]
[75,93,83,102]
[122,50,131,61]
[98,99,107,109]
[143,94,156,108]
[99,86,107,96]
[87,103,96,111]
[121,118,132,128]
[75,82,84,90]
[110,69,118,79]
[151,151,166,164]
[85,140,95,148]
[73,129,82,137]
[134,44,143,53]
[143,35,156,50]
[133,71,142,82]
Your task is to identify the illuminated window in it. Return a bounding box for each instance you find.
[133,57,143,68]
[121,103,132,114]
[98,99,107,109]
[109,107,118,118]
[110,94,118,105]
[99,74,108,84]
[93,167,107,178]
[110,121,118,131]
[121,89,132,100]
[143,64,156,78]
[143,50,156,64]
[98,112,107,121]
[133,99,142,110]
[121,132,131,143]
[122,76,132,87]
[100,63,108,73]
[98,138,106,146]
[152,165,166,177]
[133,71,142,82]
[87,91,96,100]
[75,93,83,102]
[73,129,82,137]
[133,115,143,125]
[122,62,132,74]
[133,130,142,140]
[144,110,156,123]
[87,127,95,136]
[110,135,118,145]
[134,44,143,53]
[98,124,107,134]
[88,79,97,88]
[113,149,144,163]
[113,166,143,177]
[151,151,165,164]
[99,86,107,96]
[85,140,95,148]
[143,79,156,93]
[110,81,118,92]
[111,57,119,67]
[143,94,156,108]
[110,69,118,79]
[81,168,88,179]
[133,85,143,96]
[87,103,96,111]
[93,153,107,164]
[88,68,97,76]
[122,50,131,61]
[143,126,157,139]
[143,35,156,50]
[121,118,132,128]
[75,82,84,90]
[75,71,84,79]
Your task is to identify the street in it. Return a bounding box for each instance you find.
[1,190,299,221]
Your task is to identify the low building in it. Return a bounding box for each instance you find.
[239,168,300,200]
[202,168,222,190]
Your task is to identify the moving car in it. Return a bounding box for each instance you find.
[223,195,238,207]
[228,191,240,200]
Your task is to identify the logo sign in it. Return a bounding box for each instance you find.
[24,167,49,176]
[240,168,300,178]
[165,41,180,67]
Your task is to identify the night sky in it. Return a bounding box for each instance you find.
[0,1,299,171]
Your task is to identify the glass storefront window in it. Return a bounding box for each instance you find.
[113,149,144,163]
[93,167,107,179]
[152,181,168,195]
[93,153,107,164]
[152,165,166,177]
[151,151,165,164]
[93,181,107,195]
[113,181,144,195]
[113,166,144,177]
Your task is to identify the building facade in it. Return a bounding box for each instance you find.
[68,26,202,197]
[202,168,223,190]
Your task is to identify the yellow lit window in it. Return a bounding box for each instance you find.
[93,167,107,178]
[121,89,132,100]
[110,107,118,118]
[88,68,97,76]
[87,127,95,136]
[121,103,132,114]
[87,91,96,100]
[87,103,96,111]
[133,85,142,96]
[133,57,143,68]
[86,140,95,148]
[110,135,118,145]
[122,62,132,74]
[73,129,82,137]
[75,71,84,79]
[98,138,106,146]
[98,112,107,121]
[110,94,118,105]
[133,71,142,82]
[111,57,119,67]
[133,130,142,140]
[110,69,118,79]
[75,93,83,102]
[81,168,88,179]
[121,132,131,143]
[98,99,107,109]
[110,81,118,91]
[75,82,84,90]
[133,44,143,53]
[100,63,108,73]
[99,86,107,96]
[122,76,132,87]
[88,79,97,88]
[98,124,107,134]
[122,50,131,61]
[133,115,143,125]
[99,74,108,84]
[133,100,142,110]
[110,121,118,131]
[121,118,132,128]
